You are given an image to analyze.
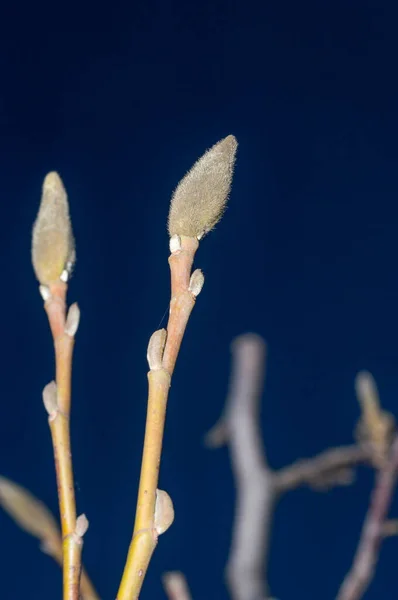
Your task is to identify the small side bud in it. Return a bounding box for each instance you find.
[154,489,174,535]
[355,370,395,466]
[42,381,58,416]
[168,135,238,239]
[75,514,89,538]
[39,285,51,301]
[169,234,182,254]
[147,329,167,370]
[32,172,76,286]
[355,370,379,406]
[188,269,205,297]
[65,303,80,337]
[60,267,71,283]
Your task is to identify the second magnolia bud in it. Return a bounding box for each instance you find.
[31,172,75,286]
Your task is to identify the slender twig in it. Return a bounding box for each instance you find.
[275,445,371,493]
[163,571,193,600]
[43,281,86,600]
[117,135,237,599]
[43,536,99,600]
[162,236,199,375]
[116,237,202,600]
[31,172,87,600]
[336,435,398,600]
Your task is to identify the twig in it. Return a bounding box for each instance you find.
[116,238,201,600]
[275,445,371,493]
[117,135,237,600]
[336,435,398,600]
[162,236,199,374]
[31,173,86,600]
[43,284,86,600]
[163,571,193,600]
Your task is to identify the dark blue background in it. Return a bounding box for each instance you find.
[1,1,398,598]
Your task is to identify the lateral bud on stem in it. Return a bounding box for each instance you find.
[147,329,168,370]
[169,234,182,254]
[39,285,51,301]
[75,513,89,538]
[154,489,174,535]
[42,381,58,416]
[188,269,205,297]
[65,302,80,337]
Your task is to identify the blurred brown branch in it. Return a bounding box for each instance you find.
[163,571,193,600]
[206,333,396,600]
[336,435,398,600]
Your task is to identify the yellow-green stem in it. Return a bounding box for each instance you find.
[45,281,80,600]
[116,369,171,600]
[117,236,200,599]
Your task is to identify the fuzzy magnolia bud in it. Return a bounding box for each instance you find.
[32,172,75,286]
[168,135,238,239]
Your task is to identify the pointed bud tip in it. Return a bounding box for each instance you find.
[221,134,238,151]
[42,171,64,192]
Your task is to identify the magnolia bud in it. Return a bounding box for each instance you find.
[32,172,75,286]
[168,135,237,239]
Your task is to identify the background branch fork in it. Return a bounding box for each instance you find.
[206,333,379,600]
